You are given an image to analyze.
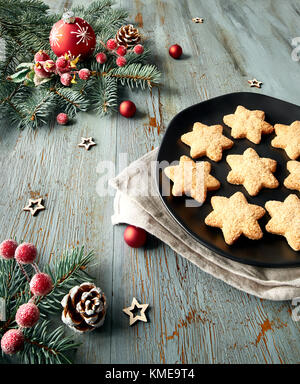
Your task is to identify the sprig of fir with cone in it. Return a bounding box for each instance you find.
[0,0,161,129]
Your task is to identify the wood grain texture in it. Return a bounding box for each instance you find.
[0,0,300,364]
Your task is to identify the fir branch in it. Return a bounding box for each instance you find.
[87,76,118,115]
[51,86,90,118]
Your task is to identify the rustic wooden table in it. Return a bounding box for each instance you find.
[1,0,300,364]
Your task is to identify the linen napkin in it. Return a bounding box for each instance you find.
[109,148,300,301]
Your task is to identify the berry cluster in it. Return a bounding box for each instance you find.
[0,239,53,355]
[95,39,144,67]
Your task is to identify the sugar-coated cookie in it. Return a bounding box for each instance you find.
[205,192,266,245]
[271,121,300,160]
[164,156,220,204]
[265,194,300,251]
[223,105,274,144]
[181,122,233,162]
[284,161,300,192]
[226,148,279,196]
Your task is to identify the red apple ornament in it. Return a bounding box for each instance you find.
[169,44,183,59]
[50,11,96,59]
[124,225,147,248]
[119,100,136,118]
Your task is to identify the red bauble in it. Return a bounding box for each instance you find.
[49,15,96,59]
[1,329,24,355]
[16,303,40,328]
[124,225,147,248]
[0,239,18,260]
[169,44,183,59]
[30,273,53,296]
[119,100,136,118]
[15,243,37,264]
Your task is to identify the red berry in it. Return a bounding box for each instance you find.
[116,56,127,67]
[169,44,183,59]
[78,68,91,80]
[34,50,50,63]
[30,273,53,296]
[56,56,69,69]
[107,39,118,50]
[134,44,144,55]
[1,329,24,355]
[15,243,37,264]
[0,239,18,260]
[56,113,69,125]
[124,225,147,248]
[43,59,56,73]
[119,100,136,118]
[16,303,40,328]
[34,62,51,79]
[60,72,73,86]
[96,52,107,64]
[116,46,127,56]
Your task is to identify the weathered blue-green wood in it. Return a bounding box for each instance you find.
[0,0,300,364]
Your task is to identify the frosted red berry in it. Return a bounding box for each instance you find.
[1,329,24,355]
[16,303,40,328]
[134,44,144,55]
[56,56,69,70]
[15,243,37,264]
[116,56,127,67]
[30,273,53,296]
[116,46,127,56]
[34,62,51,79]
[56,113,69,125]
[0,239,18,260]
[34,50,50,63]
[78,68,91,80]
[43,60,56,73]
[106,39,117,50]
[96,52,107,64]
[60,73,73,86]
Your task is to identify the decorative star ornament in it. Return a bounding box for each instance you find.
[123,297,149,326]
[192,17,204,23]
[23,198,45,216]
[78,137,96,151]
[248,78,263,88]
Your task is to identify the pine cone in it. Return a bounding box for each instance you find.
[115,24,141,47]
[61,282,107,333]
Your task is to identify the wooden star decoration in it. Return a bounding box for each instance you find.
[23,198,45,216]
[123,297,149,326]
[78,137,96,151]
[192,17,204,23]
[248,78,263,88]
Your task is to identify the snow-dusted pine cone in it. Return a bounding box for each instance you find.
[115,24,141,47]
[61,282,107,333]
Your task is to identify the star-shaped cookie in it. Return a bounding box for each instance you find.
[181,122,234,162]
[164,156,220,204]
[265,194,300,251]
[226,148,279,196]
[205,192,266,245]
[223,105,274,144]
[284,161,300,192]
[271,121,300,160]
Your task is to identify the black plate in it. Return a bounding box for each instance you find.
[156,92,300,268]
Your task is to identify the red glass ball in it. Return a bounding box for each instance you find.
[169,44,183,59]
[124,225,147,248]
[119,100,136,118]
[50,17,96,59]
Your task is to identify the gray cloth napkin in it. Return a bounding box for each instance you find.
[109,148,300,301]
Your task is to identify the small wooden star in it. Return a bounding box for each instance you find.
[248,78,263,88]
[78,137,96,151]
[192,17,204,23]
[23,198,45,216]
[123,297,149,326]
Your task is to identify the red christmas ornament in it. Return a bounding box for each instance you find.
[49,12,96,59]
[119,100,136,118]
[169,44,183,59]
[30,273,53,296]
[0,239,18,260]
[124,225,147,248]
[1,329,24,355]
[15,303,40,328]
[56,113,69,125]
[15,243,37,264]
